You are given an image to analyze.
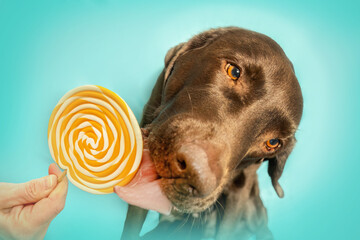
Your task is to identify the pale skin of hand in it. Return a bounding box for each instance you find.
[0,150,168,239]
[0,164,68,240]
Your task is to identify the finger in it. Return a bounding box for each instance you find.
[30,164,68,225]
[48,163,63,176]
[114,180,172,215]
[0,175,57,209]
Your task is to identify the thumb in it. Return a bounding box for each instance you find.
[0,175,57,209]
[30,163,68,225]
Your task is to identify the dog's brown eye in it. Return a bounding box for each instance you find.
[265,139,280,150]
[226,63,241,80]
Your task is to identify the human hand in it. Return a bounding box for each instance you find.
[0,163,68,240]
[114,149,173,215]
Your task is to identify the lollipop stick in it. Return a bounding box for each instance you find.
[57,169,67,183]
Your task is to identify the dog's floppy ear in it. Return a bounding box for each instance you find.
[142,27,237,126]
[163,27,237,84]
[164,43,185,69]
[266,137,296,198]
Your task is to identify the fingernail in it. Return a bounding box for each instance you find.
[46,175,57,189]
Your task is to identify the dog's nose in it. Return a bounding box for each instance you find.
[173,143,222,197]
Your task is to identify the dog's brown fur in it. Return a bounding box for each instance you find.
[121,27,303,240]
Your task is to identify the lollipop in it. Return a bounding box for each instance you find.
[48,85,143,194]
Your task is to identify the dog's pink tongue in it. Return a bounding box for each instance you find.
[114,149,173,215]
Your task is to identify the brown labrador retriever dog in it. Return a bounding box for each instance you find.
[121,27,303,240]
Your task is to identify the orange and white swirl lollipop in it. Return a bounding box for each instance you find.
[48,85,143,194]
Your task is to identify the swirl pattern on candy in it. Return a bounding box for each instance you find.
[48,85,143,194]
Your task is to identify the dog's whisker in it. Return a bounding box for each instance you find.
[200,211,206,227]
[186,88,194,116]
[216,199,225,212]
[213,204,220,222]
[190,216,196,236]
[173,213,191,234]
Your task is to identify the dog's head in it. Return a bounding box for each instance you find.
[143,27,303,213]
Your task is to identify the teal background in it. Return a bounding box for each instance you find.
[0,0,359,239]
